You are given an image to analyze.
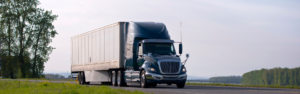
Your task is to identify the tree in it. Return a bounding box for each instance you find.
[0,0,21,78]
[0,0,57,78]
[30,8,57,78]
[242,67,300,86]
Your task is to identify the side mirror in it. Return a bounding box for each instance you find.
[179,44,182,54]
[148,53,152,56]
[186,53,189,58]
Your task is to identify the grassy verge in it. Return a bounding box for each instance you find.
[0,78,77,81]
[0,80,146,94]
[185,82,300,89]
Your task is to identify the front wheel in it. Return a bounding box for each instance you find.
[140,70,149,88]
[151,83,157,87]
[176,83,185,88]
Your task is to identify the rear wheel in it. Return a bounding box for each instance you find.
[117,70,126,87]
[176,83,185,88]
[140,70,149,88]
[112,70,118,86]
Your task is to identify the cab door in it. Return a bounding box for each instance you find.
[131,43,145,84]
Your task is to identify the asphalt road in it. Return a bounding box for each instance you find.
[1,79,299,94]
[89,82,300,94]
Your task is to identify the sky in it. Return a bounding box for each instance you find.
[39,0,300,78]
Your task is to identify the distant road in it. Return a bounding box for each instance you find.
[1,79,299,94]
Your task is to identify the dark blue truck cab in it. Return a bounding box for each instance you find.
[121,22,188,88]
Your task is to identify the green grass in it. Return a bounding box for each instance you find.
[0,80,146,94]
[0,78,77,81]
[185,82,300,89]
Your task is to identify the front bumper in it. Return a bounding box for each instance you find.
[145,72,187,84]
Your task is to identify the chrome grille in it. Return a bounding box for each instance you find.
[160,62,180,74]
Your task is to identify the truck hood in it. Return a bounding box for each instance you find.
[144,54,181,63]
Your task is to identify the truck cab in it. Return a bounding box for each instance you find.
[121,22,188,88]
[137,39,187,88]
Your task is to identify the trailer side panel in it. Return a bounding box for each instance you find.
[71,22,125,72]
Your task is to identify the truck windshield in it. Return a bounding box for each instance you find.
[143,43,176,55]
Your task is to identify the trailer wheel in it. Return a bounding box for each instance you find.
[117,70,126,87]
[140,70,149,88]
[112,70,118,86]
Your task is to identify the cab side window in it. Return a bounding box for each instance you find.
[138,43,143,55]
[137,43,144,67]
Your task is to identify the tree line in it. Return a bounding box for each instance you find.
[0,0,57,78]
[209,76,242,83]
[241,67,300,86]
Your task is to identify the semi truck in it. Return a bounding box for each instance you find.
[71,22,189,88]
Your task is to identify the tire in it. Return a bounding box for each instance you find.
[151,83,157,87]
[117,70,126,87]
[112,70,118,86]
[176,83,185,88]
[140,70,149,88]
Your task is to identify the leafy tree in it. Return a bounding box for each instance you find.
[242,67,300,86]
[0,0,57,78]
[31,8,57,78]
[209,76,242,84]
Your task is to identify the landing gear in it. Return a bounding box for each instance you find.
[140,70,149,88]
[77,72,89,85]
[77,73,82,84]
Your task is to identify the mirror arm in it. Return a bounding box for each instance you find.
[182,57,189,65]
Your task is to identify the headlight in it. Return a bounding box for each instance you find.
[147,68,155,72]
[151,68,155,71]
[182,68,186,72]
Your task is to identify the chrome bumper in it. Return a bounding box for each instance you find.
[145,72,187,80]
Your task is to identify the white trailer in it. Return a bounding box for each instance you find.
[71,22,126,82]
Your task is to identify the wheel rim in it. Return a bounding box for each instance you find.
[112,72,115,85]
[141,72,145,86]
[118,72,120,85]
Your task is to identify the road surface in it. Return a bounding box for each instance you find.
[91,82,300,94]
